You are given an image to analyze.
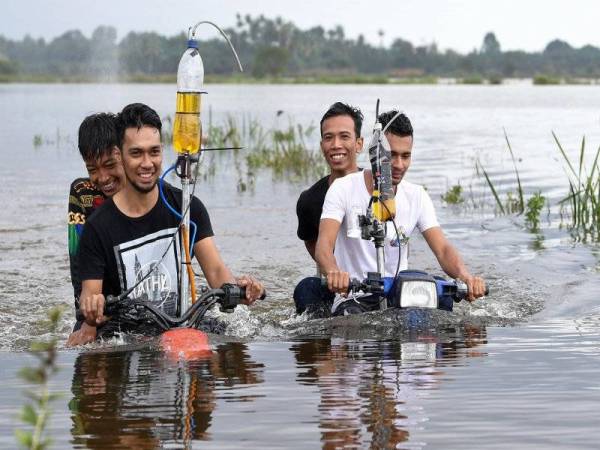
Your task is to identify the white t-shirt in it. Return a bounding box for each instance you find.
[321,171,439,280]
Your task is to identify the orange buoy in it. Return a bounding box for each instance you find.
[160,328,212,360]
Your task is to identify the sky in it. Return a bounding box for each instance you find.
[2,0,599,53]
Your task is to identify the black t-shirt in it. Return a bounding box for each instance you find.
[68,178,106,304]
[78,184,213,316]
[296,175,330,242]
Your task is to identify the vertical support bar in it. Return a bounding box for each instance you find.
[374,220,387,311]
[179,155,191,315]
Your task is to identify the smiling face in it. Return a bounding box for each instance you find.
[320,115,363,177]
[85,147,125,197]
[386,132,413,185]
[120,126,163,194]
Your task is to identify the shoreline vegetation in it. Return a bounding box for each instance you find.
[3,14,600,86]
[2,73,600,85]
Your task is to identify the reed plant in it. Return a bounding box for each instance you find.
[555,132,600,241]
[15,307,63,450]
[202,114,327,185]
[478,129,525,215]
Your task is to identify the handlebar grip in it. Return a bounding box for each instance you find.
[348,278,362,292]
[320,276,361,293]
[455,280,490,299]
[75,294,121,322]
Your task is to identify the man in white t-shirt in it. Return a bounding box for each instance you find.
[299,110,486,315]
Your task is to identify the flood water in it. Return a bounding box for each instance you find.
[1,83,600,448]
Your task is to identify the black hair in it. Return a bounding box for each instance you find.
[320,102,363,138]
[77,112,118,161]
[116,103,162,148]
[377,110,413,138]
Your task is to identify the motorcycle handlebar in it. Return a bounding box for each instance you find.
[322,274,489,299]
[74,284,251,325]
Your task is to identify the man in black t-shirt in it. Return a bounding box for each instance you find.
[294,102,364,313]
[67,103,265,346]
[296,102,364,260]
[68,113,125,310]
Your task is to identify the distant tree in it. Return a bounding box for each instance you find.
[481,32,501,54]
[0,54,16,74]
[544,39,573,54]
[252,45,290,77]
[2,15,600,80]
[46,30,90,75]
[118,32,176,74]
[89,26,118,78]
[390,38,414,68]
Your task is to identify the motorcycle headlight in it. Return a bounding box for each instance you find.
[399,280,438,309]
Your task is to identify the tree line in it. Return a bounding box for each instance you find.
[1,14,599,80]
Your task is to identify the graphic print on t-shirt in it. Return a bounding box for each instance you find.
[114,228,181,316]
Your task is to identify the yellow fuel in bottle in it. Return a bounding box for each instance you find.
[173,39,204,155]
[173,92,201,154]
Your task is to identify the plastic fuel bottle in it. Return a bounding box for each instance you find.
[173,40,204,154]
[368,122,396,221]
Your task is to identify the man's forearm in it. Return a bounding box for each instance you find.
[205,265,236,288]
[315,245,340,275]
[436,244,470,279]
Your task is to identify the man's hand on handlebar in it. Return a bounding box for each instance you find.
[235,275,265,305]
[326,270,351,296]
[81,293,109,325]
[460,275,486,302]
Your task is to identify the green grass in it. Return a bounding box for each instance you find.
[15,307,63,450]
[555,132,600,241]
[533,74,561,85]
[441,184,464,204]
[196,113,327,188]
[460,75,484,85]
[478,130,525,215]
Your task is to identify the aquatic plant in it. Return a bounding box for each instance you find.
[441,184,464,204]
[247,123,326,179]
[525,192,546,232]
[15,306,63,450]
[201,113,326,185]
[29,129,72,149]
[555,132,600,241]
[479,130,525,215]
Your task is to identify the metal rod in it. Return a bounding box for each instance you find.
[374,222,387,311]
[180,156,191,315]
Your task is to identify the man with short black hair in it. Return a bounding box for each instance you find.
[296,102,364,259]
[293,102,364,312]
[68,112,125,310]
[67,103,264,346]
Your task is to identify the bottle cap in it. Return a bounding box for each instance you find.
[187,39,199,49]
